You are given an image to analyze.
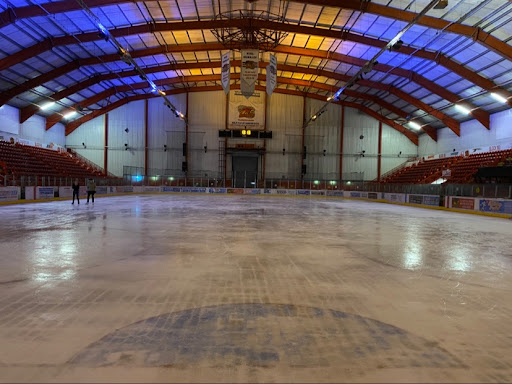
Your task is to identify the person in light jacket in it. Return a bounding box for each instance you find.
[71,178,80,204]
[86,178,96,204]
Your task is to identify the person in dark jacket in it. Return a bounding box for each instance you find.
[72,178,80,204]
[86,178,96,204]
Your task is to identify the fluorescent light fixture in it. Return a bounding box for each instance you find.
[63,111,77,119]
[40,102,55,110]
[313,180,320,185]
[454,104,471,115]
[346,181,352,185]
[409,121,422,130]
[491,93,507,103]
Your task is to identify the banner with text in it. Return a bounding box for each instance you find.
[228,91,264,129]
[266,54,277,96]
[241,49,259,98]
[221,51,231,94]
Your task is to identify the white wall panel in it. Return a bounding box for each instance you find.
[147,94,187,174]
[45,123,66,147]
[0,106,65,147]
[381,124,418,177]
[0,105,20,137]
[419,110,512,157]
[108,100,146,176]
[265,93,303,178]
[188,91,225,177]
[304,99,341,179]
[343,107,379,180]
[66,115,105,169]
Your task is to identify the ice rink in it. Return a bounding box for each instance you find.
[0,194,511,383]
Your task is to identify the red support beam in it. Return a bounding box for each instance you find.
[339,105,344,181]
[104,113,108,174]
[301,95,307,182]
[20,58,454,137]
[64,85,419,146]
[5,43,472,131]
[65,94,157,135]
[1,15,510,114]
[2,4,511,65]
[377,121,382,182]
[0,61,80,108]
[144,100,148,178]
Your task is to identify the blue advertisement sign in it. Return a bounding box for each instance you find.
[208,188,227,194]
[479,199,512,214]
[162,187,181,193]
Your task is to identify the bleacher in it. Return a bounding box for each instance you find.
[0,141,110,184]
[382,157,457,184]
[446,149,512,183]
[382,149,512,184]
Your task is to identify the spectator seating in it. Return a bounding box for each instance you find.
[382,149,512,184]
[0,141,111,184]
[382,157,456,184]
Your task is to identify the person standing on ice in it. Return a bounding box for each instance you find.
[71,178,80,204]
[86,178,96,204]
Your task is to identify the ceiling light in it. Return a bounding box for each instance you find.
[490,93,507,103]
[327,96,334,101]
[40,102,55,110]
[63,111,77,119]
[409,121,422,130]
[454,104,471,115]
[157,89,166,96]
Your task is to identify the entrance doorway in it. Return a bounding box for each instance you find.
[232,153,258,188]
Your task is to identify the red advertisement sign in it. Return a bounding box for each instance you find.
[452,197,474,210]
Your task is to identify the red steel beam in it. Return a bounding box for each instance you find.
[4,19,509,110]
[12,45,461,133]
[29,60,449,137]
[58,72,432,141]
[64,83,418,145]
[0,41,464,118]
[1,0,510,65]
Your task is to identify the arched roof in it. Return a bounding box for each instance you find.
[0,0,511,142]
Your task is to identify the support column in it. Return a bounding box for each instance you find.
[262,92,268,187]
[224,92,228,185]
[339,105,344,181]
[144,99,148,178]
[377,121,382,182]
[104,113,108,174]
[301,96,307,183]
[185,92,189,184]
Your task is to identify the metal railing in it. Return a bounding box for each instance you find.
[5,168,510,200]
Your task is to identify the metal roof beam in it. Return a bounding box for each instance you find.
[3,43,473,131]
[2,19,510,108]
[2,0,511,62]
[27,58,449,135]
[65,83,418,146]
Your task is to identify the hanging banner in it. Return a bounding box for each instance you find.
[228,90,265,129]
[266,54,277,96]
[221,51,231,94]
[241,49,259,98]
